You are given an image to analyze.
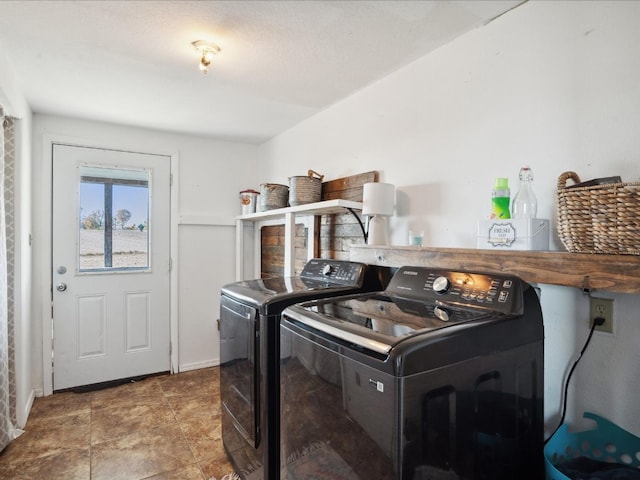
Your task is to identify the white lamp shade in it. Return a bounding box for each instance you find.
[362,182,395,216]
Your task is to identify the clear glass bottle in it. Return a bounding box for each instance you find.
[511,166,538,219]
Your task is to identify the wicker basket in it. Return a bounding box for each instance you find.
[557,171,640,255]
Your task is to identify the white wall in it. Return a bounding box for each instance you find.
[31,114,258,390]
[1,42,34,428]
[13,115,33,428]
[259,1,640,436]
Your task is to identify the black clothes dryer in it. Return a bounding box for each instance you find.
[220,259,389,480]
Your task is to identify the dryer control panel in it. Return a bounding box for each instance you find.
[300,259,365,286]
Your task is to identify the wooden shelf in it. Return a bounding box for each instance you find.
[350,245,640,295]
[236,199,363,280]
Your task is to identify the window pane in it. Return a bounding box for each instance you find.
[78,166,150,272]
[111,184,149,268]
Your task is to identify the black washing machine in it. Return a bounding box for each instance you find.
[220,259,390,480]
[279,266,544,480]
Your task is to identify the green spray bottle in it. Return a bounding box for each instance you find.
[491,178,511,219]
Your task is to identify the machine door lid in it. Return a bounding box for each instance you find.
[283,293,495,351]
[284,306,393,355]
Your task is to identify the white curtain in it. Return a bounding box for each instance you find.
[0,106,17,452]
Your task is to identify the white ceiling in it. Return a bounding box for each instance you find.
[0,0,523,144]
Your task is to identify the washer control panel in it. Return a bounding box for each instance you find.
[386,266,523,314]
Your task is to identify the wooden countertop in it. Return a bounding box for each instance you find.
[350,245,640,295]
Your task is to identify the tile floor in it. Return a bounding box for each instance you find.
[0,367,236,480]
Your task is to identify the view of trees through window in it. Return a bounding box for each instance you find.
[78,167,150,271]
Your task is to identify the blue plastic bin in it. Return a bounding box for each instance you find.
[544,412,640,480]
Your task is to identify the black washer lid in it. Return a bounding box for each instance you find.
[284,292,493,354]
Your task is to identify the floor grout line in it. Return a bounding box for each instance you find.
[0,368,229,480]
[161,378,208,480]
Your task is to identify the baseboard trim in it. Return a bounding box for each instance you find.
[17,389,38,429]
[178,358,220,372]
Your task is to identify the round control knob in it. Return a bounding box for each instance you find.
[434,305,451,322]
[322,264,334,276]
[432,276,451,294]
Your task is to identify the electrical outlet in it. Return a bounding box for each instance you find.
[590,297,614,333]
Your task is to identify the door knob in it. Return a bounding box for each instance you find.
[56,283,67,292]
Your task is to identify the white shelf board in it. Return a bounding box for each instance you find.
[236,199,363,222]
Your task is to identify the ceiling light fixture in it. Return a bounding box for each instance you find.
[192,40,221,74]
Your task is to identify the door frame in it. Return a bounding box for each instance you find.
[40,133,180,396]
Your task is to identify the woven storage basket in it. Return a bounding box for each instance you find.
[289,170,324,207]
[557,171,640,255]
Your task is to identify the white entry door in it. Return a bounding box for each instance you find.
[52,144,171,390]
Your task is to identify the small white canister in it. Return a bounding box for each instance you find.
[239,189,259,215]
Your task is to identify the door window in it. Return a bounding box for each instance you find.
[78,165,150,272]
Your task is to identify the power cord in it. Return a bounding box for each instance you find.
[544,316,605,445]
